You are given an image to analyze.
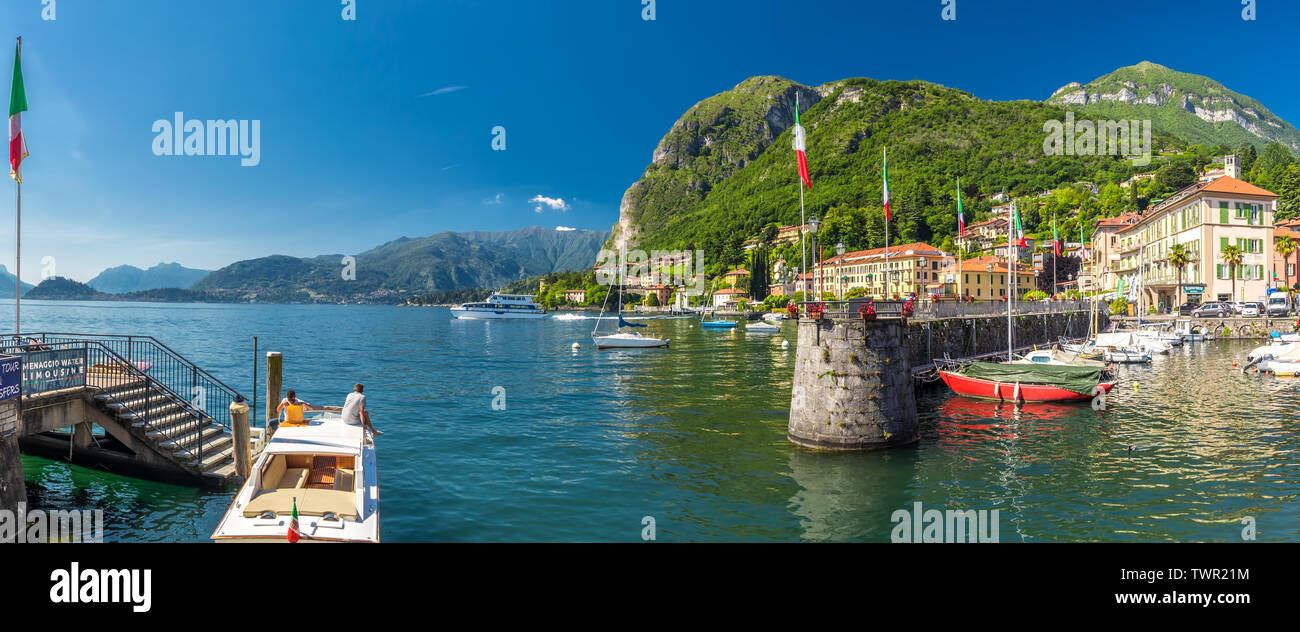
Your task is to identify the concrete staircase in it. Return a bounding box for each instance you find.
[90,379,237,482]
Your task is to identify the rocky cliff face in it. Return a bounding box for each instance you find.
[1047,61,1300,151]
[609,76,822,249]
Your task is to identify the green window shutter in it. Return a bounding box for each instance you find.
[1220,237,1229,250]
[1220,202,1230,224]
[1259,264,1264,279]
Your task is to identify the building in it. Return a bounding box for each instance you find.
[713,287,749,309]
[564,289,587,303]
[1119,172,1156,188]
[643,284,672,306]
[744,224,807,250]
[937,255,1038,300]
[1090,176,1278,309]
[813,242,951,299]
[1086,212,1140,293]
[955,217,1008,252]
[1197,154,1241,184]
[1273,224,1300,290]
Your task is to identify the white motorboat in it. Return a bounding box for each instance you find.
[1105,349,1152,363]
[1013,348,1107,367]
[761,312,785,323]
[1136,339,1171,355]
[746,321,781,333]
[212,411,378,543]
[593,331,670,349]
[451,293,548,319]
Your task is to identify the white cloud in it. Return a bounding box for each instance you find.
[419,86,467,97]
[555,226,576,231]
[529,195,570,213]
[484,193,503,205]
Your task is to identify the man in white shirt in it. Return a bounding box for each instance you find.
[341,383,382,437]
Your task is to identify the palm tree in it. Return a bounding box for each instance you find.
[1222,245,1244,303]
[1276,235,1296,293]
[1168,243,1190,308]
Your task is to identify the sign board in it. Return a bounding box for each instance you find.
[1182,285,1205,295]
[0,355,20,402]
[20,349,87,394]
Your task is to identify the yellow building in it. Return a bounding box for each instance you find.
[939,255,1038,300]
[814,242,950,299]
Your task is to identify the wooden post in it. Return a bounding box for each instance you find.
[265,352,282,431]
[72,421,93,449]
[229,399,251,479]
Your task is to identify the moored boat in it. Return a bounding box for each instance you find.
[745,321,780,333]
[701,319,737,329]
[451,293,547,319]
[592,331,670,349]
[211,410,378,543]
[938,361,1116,403]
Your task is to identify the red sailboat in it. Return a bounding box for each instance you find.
[938,364,1116,403]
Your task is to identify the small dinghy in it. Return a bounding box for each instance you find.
[746,322,780,333]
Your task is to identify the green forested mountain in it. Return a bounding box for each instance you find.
[610,65,1300,274]
[1048,62,1300,152]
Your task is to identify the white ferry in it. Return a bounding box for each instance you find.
[211,410,378,543]
[450,293,548,319]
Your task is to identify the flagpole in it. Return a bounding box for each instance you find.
[884,146,889,300]
[13,36,20,337]
[796,94,807,306]
[1007,200,1013,361]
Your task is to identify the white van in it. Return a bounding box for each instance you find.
[1266,293,1291,317]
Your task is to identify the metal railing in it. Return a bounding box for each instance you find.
[796,299,1102,320]
[0,338,218,467]
[11,332,245,434]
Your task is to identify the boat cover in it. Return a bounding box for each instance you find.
[961,362,1102,395]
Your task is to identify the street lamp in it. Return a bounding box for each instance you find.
[918,256,927,298]
[987,263,994,301]
[836,242,845,299]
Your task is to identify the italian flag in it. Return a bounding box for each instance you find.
[1013,201,1025,247]
[1052,215,1061,256]
[287,497,301,543]
[956,179,964,236]
[792,97,811,190]
[882,147,891,221]
[9,40,27,183]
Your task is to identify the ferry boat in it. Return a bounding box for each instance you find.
[211,410,378,543]
[450,293,547,319]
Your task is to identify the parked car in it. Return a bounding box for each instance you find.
[1267,293,1292,317]
[1191,302,1228,318]
[1241,302,1263,317]
[1177,302,1198,316]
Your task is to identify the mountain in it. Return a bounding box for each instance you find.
[0,265,36,298]
[87,262,211,294]
[1047,61,1300,153]
[191,226,610,302]
[612,75,1156,260]
[24,277,100,300]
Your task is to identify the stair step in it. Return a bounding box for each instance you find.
[195,443,235,472]
[156,424,225,451]
[132,410,196,431]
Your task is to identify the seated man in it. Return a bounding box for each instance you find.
[276,390,313,425]
[341,383,382,437]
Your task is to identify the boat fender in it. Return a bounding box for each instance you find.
[993,382,1002,401]
[1013,382,1022,403]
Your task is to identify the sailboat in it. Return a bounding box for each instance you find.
[700,283,737,329]
[591,282,670,349]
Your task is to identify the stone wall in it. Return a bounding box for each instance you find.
[0,399,24,511]
[787,318,919,450]
[905,310,1109,367]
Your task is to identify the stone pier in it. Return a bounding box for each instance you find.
[787,317,920,450]
[0,398,24,511]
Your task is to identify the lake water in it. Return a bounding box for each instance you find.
[12,300,1299,541]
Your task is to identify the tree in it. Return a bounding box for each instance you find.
[1221,245,1244,302]
[645,292,660,307]
[1168,243,1190,306]
[1276,235,1296,292]
[1155,162,1196,191]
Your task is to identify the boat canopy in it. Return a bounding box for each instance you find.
[962,362,1102,396]
[267,418,363,456]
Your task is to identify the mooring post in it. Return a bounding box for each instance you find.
[788,316,919,450]
[229,399,251,479]
[265,351,282,432]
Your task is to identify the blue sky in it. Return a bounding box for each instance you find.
[0,0,1296,282]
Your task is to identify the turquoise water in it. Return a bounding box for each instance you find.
[12,299,1299,541]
